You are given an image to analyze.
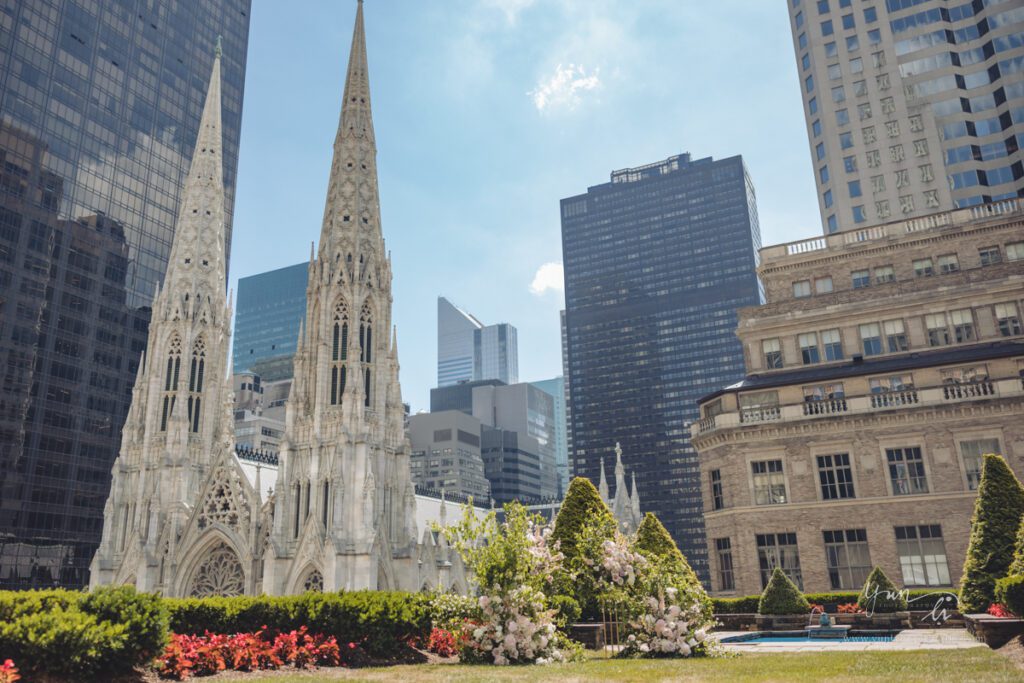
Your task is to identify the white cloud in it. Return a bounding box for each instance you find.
[529,262,564,295]
[483,0,538,25]
[529,63,600,112]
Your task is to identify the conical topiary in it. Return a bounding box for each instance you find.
[1008,515,1024,577]
[856,566,907,613]
[634,512,699,585]
[757,567,810,615]
[551,476,614,563]
[960,454,1024,612]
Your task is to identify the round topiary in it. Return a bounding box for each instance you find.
[856,566,907,613]
[959,454,1024,613]
[757,567,810,615]
[551,477,614,563]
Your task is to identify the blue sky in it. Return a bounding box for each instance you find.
[229,0,822,411]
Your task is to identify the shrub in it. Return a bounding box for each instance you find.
[549,594,581,627]
[711,596,761,614]
[425,627,459,657]
[857,566,907,613]
[1010,515,1024,576]
[960,455,1024,612]
[81,585,169,666]
[551,477,614,566]
[634,513,699,585]
[995,574,1024,618]
[757,568,810,615]
[426,590,478,632]
[837,603,863,614]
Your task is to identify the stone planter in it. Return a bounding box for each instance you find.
[714,613,758,631]
[756,614,811,630]
[964,614,1024,648]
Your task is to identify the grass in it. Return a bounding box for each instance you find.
[240,649,1021,682]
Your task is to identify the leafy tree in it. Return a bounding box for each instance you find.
[856,566,907,613]
[634,512,699,585]
[959,454,1024,612]
[551,477,614,564]
[757,568,810,615]
[1008,515,1024,577]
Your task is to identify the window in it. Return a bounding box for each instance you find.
[850,57,863,74]
[1006,242,1024,262]
[874,265,894,283]
[824,529,871,590]
[926,313,950,346]
[841,13,854,30]
[937,254,959,274]
[715,539,735,591]
[816,142,826,160]
[824,189,834,208]
[895,525,950,587]
[950,308,974,343]
[802,52,811,71]
[836,108,849,125]
[818,454,856,500]
[827,214,838,233]
[995,302,1022,336]
[822,19,834,36]
[828,63,842,80]
[852,269,870,289]
[752,460,787,505]
[794,280,812,298]
[757,533,802,589]
[819,164,829,182]
[809,96,818,114]
[959,438,1000,490]
[803,382,845,402]
[740,391,780,422]
[853,205,866,223]
[817,0,829,14]
[711,469,724,510]
[763,338,783,368]
[979,246,1002,266]
[160,338,182,432]
[806,74,816,93]
[859,323,882,355]
[813,119,822,137]
[868,28,881,45]
[822,328,844,360]
[815,276,833,294]
[870,374,913,393]
[884,319,908,352]
[858,102,871,120]
[887,446,928,495]
[186,339,206,433]
[799,31,808,49]
[796,9,805,26]
[863,7,877,22]
[848,180,862,198]
[833,85,846,103]
[847,34,859,52]
[840,131,853,148]
[330,302,350,405]
[825,41,837,58]
[913,258,934,277]
[800,332,821,364]
[854,79,868,96]
[844,155,857,172]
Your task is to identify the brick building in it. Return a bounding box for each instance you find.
[693,200,1024,596]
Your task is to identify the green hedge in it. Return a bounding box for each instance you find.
[165,590,431,656]
[995,574,1024,617]
[0,586,168,680]
[758,568,810,615]
[712,588,957,614]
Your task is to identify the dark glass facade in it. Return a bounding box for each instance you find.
[0,0,250,588]
[561,153,763,584]
[481,425,542,506]
[233,261,309,381]
[429,378,505,414]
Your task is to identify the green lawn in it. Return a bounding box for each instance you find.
[241,649,1021,682]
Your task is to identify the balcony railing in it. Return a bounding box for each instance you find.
[692,377,1023,438]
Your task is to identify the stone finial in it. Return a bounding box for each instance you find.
[215,35,223,58]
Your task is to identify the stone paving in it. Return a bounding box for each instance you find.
[714,629,984,653]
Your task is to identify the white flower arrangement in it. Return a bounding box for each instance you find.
[621,587,714,658]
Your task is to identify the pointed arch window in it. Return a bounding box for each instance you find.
[360,303,372,407]
[331,301,349,406]
[160,337,182,431]
[187,338,206,433]
[321,480,330,528]
[293,482,301,538]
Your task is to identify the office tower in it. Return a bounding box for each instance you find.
[232,371,287,454]
[694,200,1024,595]
[430,378,505,413]
[481,426,544,506]
[408,410,490,502]
[233,261,309,381]
[560,309,573,471]
[788,0,1024,233]
[436,296,518,387]
[561,153,763,583]
[0,0,250,589]
[531,376,569,497]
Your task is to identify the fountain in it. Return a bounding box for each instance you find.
[806,607,852,639]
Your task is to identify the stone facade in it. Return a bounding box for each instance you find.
[91,4,468,597]
[694,201,1024,597]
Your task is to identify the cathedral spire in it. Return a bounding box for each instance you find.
[339,0,374,145]
[164,42,226,296]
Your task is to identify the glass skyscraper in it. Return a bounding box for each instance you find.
[233,261,309,381]
[561,153,763,583]
[436,296,518,387]
[0,0,250,588]
[788,0,1024,233]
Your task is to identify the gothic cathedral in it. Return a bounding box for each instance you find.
[91,2,463,597]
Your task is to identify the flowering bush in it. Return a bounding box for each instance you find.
[425,627,460,657]
[0,660,19,683]
[621,587,710,657]
[987,603,1014,618]
[155,628,342,680]
[445,502,580,665]
[808,603,824,613]
[426,590,479,632]
[837,603,864,614]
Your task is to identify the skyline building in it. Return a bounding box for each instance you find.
[531,376,569,497]
[436,296,518,387]
[408,410,490,502]
[232,261,309,381]
[0,0,250,588]
[788,0,1024,234]
[561,152,763,583]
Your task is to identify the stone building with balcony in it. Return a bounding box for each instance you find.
[693,200,1024,597]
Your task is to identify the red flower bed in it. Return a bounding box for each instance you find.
[0,659,20,683]
[155,627,343,680]
[837,603,864,614]
[987,603,1014,618]
[425,627,459,658]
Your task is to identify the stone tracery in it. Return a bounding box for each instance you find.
[189,541,245,597]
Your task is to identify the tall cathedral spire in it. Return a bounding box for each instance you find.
[164,42,226,297]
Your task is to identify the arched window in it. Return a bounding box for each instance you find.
[293,482,301,538]
[360,303,372,407]
[330,301,349,405]
[160,337,182,431]
[321,480,330,528]
[187,338,206,433]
